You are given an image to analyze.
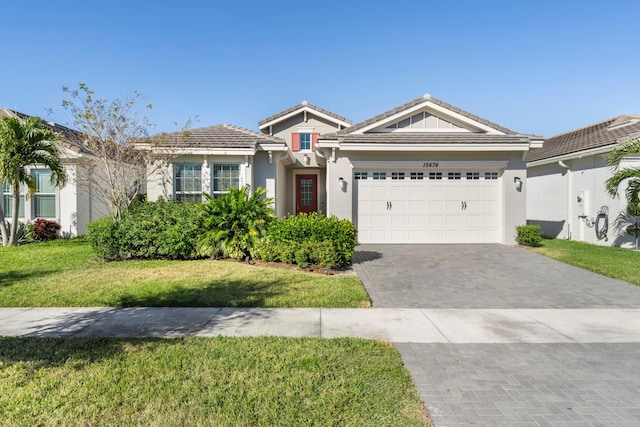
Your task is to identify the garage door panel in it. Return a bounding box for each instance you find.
[355,171,502,244]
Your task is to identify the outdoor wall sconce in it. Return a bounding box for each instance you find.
[514,176,522,192]
[303,154,310,165]
[339,177,347,192]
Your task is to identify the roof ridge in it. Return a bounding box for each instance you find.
[258,101,351,127]
[339,95,517,135]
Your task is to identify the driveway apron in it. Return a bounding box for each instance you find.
[354,244,640,427]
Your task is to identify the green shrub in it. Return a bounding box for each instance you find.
[257,213,357,268]
[29,219,61,242]
[516,224,543,247]
[198,186,274,259]
[87,199,204,260]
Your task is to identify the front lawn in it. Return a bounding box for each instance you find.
[0,239,370,308]
[530,238,640,285]
[0,336,431,426]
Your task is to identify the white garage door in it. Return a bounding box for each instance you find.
[355,170,501,243]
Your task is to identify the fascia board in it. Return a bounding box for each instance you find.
[257,143,288,151]
[338,143,531,152]
[527,144,617,167]
[259,107,351,130]
[151,147,257,156]
[353,100,504,135]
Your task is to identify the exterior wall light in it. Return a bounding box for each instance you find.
[514,176,522,192]
[339,177,347,192]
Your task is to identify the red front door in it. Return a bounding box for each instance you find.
[296,175,317,214]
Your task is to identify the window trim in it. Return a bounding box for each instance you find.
[211,163,241,198]
[32,169,57,218]
[174,163,203,202]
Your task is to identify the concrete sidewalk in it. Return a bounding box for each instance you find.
[2,307,640,343]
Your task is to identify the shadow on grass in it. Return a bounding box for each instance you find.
[115,279,286,308]
[0,269,60,289]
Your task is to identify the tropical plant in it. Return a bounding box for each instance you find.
[613,203,640,250]
[198,186,274,259]
[605,137,640,212]
[0,116,67,246]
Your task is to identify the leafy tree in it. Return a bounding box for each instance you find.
[606,136,640,212]
[0,116,67,246]
[198,186,275,259]
[57,83,190,220]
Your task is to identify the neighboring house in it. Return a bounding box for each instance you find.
[144,94,544,245]
[527,115,640,247]
[0,109,111,236]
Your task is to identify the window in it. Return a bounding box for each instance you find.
[447,172,461,180]
[428,172,442,180]
[174,163,202,202]
[373,172,386,180]
[466,172,480,180]
[212,164,240,198]
[391,172,405,180]
[354,172,368,180]
[299,133,311,151]
[410,172,424,180]
[485,172,499,180]
[2,183,25,218]
[33,169,56,218]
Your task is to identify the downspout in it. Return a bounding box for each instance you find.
[558,161,571,239]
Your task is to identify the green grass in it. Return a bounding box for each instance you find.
[0,336,431,426]
[0,239,370,308]
[530,238,640,285]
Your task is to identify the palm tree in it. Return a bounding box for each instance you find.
[0,116,67,246]
[605,137,640,212]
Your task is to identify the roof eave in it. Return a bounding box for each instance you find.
[258,106,351,130]
[527,144,617,167]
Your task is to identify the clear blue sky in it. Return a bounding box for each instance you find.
[2,0,638,137]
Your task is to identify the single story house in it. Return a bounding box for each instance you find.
[527,115,640,247]
[1,109,112,236]
[144,94,544,245]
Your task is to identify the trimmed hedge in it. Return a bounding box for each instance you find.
[87,199,205,260]
[254,213,357,268]
[516,224,543,247]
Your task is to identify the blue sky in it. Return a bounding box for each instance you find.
[2,0,638,137]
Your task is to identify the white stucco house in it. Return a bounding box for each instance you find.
[527,115,640,247]
[144,94,544,245]
[0,109,111,236]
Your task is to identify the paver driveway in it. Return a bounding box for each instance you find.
[353,244,640,427]
[352,244,640,308]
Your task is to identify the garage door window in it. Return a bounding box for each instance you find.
[448,172,461,180]
[429,172,442,180]
[391,172,405,180]
[354,172,368,180]
[466,172,480,180]
[373,172,386,180]
[410,172,424,180]
[485,172,499,180]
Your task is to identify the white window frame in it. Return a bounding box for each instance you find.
[174,163,203,202]
[2,183,26,218]
[32,169,57,218]
[211,163,241,198]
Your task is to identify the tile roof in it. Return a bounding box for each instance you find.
[152,124,285,148]
[0,108,89,154]
[258,101,351,127]
[332,94,517,136]
[319,132,534,144]
[528,115,640,162]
